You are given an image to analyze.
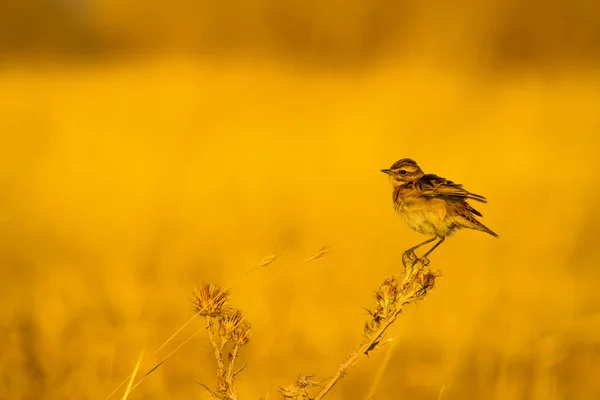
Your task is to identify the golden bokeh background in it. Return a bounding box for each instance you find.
[1,1,600,399]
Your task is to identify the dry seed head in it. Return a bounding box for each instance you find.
[375,275,400,312]
[193,284,230,316]
[363,318,379,338]
[419,269,440,288]
[231,318,252,346]
[363,274,408,341]
[218,309,244,341]
[279,375,317,400]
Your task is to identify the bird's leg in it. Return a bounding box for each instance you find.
[403,237,437,261]
[421,237,446,263]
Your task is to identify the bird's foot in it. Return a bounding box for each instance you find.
[402,249,419,267]
[419,256,430,267]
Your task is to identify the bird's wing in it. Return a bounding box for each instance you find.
[413,174,488,204]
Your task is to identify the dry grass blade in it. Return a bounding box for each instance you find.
[365,337,397,399]
[121,350,144,400]
[106,250,281,399]
[304,246,330,262]
[127,330,202,394]
[437,385,446,399]
[246,250,286,275]
[105,311,201,399]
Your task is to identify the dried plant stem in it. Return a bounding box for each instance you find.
[205,317,227,378]
[195,285,251,399]
[204,317,241,399]
[227,345,240,381]
[313,313,402,398]
[304,256,439,400]
[314,276,417,398]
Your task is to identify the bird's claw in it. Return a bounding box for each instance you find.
[402,249,418,266]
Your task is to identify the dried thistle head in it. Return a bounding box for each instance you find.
[219,309,244,341]
[193,284,230,317]
[231,318,252,346]
[406,266,440,300]
[376,276,400,312]
[363,318,379,338]
[218,309,242,339]
[418,268,441,289]
[362,276,402,340]
[215,308,252,346]
[362,266,439,343]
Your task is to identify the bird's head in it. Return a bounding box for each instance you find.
[381,158,424,185]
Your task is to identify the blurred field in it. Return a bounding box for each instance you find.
[1,57,599,399]
[1,1,600,398]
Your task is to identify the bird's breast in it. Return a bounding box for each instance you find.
[393,192,449,236]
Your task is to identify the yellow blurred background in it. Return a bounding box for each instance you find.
[1,1,600,399]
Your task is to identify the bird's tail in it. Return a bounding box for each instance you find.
[460,211,499,238]
[473,220,499,238]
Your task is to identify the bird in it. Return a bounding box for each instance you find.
[381,158,498,262]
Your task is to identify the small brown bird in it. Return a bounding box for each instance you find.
[381,158,498,261]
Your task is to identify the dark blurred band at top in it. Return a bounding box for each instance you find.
[1,0,599,70]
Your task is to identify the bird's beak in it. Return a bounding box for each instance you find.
[380,169,391,174]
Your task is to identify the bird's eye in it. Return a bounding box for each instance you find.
[400,170,407,175]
